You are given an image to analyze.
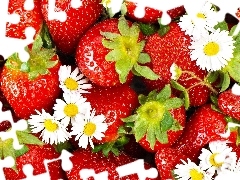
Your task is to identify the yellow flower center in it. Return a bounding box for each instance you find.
[189,169,204,180]
[209,153,224,167]
[83,122,96,136]
[64,78,78,90]
[44,119,58,132]
[102,0,111,6]
[64,103,78,117]
[196,13,206,19]
[203,41,220,56]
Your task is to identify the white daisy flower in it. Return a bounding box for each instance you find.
[70,108,108,149]
[189,29,235,71]
[53,92,91,126]
[58,65,92,94]
[199,141,237,173]
[28,109,71,145]
[178,1,219,39]
[215,159,240,180]
[101,0,124,16]
[170,63,182,80]
[174,158,213,180]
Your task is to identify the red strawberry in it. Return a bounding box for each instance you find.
[3,144,66,180]
[237,8,240,19]
[144,22,216,107]
[75,17,159,87]
[0,36,61,119]
[125,2,185,23]
[155,147,188,180]
[173,104,238,162]
[218,85,240,121]
[82,83,139,143]
[123,84,186,152]
[7,0,43,39]
[66,148,159,180]
[41,0,103,55]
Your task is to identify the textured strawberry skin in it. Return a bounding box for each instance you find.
[66,148,159,180]
[3,144,66,180]
[82,84,139,143]
[218,89,240,121]
[155,147,188,180]
[125,2,185,23]
[75,18,134,87]
[41,0,103,55]
[138,106,186,152]
[0,58,61,119]
[173,104,237,162]
[7,0,43,39]
[144,22,210,106]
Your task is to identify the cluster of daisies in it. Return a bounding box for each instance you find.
[173,141,240,180]
[28,65,108,149]
[178,0,236,72]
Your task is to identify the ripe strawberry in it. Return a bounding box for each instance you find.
[125,2,185,23]
[75,17,159,87]
[66,148,159,180]
[123,84,186,152]
[82,83,139,143]
[3,144,66,180]
[7,0,43,39]
[155,147,188,180]
[144,22,216,107]
[41,0,103,55]
[0,36,61,119]
[218,85,240,121]
[173,104,238,162]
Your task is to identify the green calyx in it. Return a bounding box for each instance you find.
[101,16,159,83]
[0,127,44,172]
[6,35,58,80]
[122,84,183,150]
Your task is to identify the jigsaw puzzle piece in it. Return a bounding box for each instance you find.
[0,156,14,180]
[21,164,50,180]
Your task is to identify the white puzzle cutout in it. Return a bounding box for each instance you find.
[0,156,15,180]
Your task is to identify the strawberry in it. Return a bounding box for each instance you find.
[3,144,66,180]
[124,1,185,23]
[0,36,61,119]
[7,0,43,39]
[237,8,240,19]
[75,17,159,87]
[41,0,103,55]
[155,147,188,180]
[66,148,159,180]
[144,22,217,107]
[123,84,186,152]
[218,84,240,121]
[81,83,139,144]
[173,104,238,162]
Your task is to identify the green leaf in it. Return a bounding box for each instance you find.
[220,72,230,92]
[102,142,114,157]
[170,80,190,110]
[160,111,174,132]
[206,71,219,84]
[32,35,43,53]
[138,53,151,64]
[210,94,218,106]
[40,23,55,49]
[120,3,127,15]
[170,120,183,131]
[2,139,17,171]
[156,84,171,102]
[15,145,29,157]
[157,131,168,144]
[105,49,123,61]
[139,22,159,36]
[20,62,30,72]
[146,125,156,149]
[102,39,119,49]
[134,120,148,142]
[53,141,72,153]
[129,23,140,37]
[16,130,44,146]
[138,94,148,105]
[214,21,228,31]
[115,58,133,83]
[118,16,130,36]
[46,60,58,69]
[133,64,159,80]
[158,18,170,36]
[121,114,137,122]
[226,57,240,83]
[164,98,183,110]
[101,31,121,40]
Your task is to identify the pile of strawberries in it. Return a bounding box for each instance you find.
[1,0,240,179]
